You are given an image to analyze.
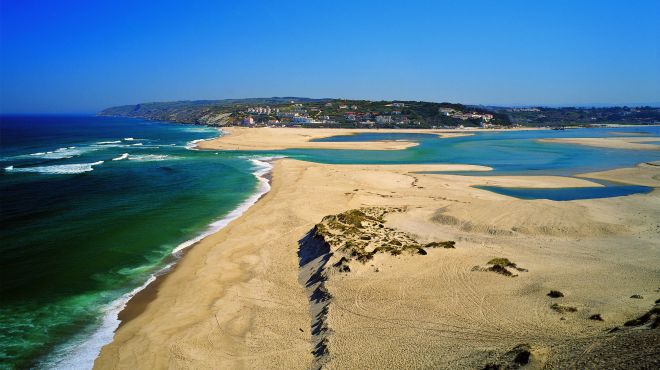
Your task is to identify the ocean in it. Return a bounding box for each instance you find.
[1,116,658,369]
[0,116,268,369]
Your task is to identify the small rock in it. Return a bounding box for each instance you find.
[589,314,604,321]
[547,290,564,298]
[630,294,643,299]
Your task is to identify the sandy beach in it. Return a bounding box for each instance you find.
[95,131,660,369]
[539,136,660,151]
[195,127,475,151]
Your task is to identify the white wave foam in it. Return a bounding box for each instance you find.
[127,154,172,162]
[123,137,135,141]
[184,128,224,150]
[23,146,95,160]
[132,143,143,146]
[4,161,104,175]
[42,272,163,370]
[44,157,277,370]
[112,153,129,161]
[185,139,205,150]
[97,141,122,145]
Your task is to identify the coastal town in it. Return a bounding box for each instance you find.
[238,101,500,129]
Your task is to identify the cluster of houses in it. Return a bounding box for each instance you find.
[238,102,500,128]
[238,101,412,127]
[439,107,493,122]
[246,106,279,115]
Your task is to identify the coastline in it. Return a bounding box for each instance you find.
[49,157,276,369]
[94,155,659,368]
[118,158,277,326]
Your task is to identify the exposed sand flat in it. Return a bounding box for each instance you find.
[196,127,473,151]
[579,161,660,187]
[539,136,660,150]
[95,160,660,369]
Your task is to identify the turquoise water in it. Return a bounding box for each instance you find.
[0,116,264,369]
[302,127,660,175]
[1,118,658,369]
[235,127,659,200]
[303,127,660,200]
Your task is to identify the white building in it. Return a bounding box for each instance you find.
[376,115,393,124]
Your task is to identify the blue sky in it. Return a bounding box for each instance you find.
[1,0,658,113]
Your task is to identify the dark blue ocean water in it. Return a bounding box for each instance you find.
[0,116,264,369]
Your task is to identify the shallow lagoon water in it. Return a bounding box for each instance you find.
[305,127,660,175]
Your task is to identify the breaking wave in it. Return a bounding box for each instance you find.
[96,141,122,145]
[21,146,95,160]
[4,161,105,175]
[127,155,173,162]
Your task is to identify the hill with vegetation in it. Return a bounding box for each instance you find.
[495,106,660,126]
[99,98,659,128]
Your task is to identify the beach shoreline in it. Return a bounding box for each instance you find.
[47,157,277,370]
[118,157,278,327]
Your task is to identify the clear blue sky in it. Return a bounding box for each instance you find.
[1,0,658,113]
